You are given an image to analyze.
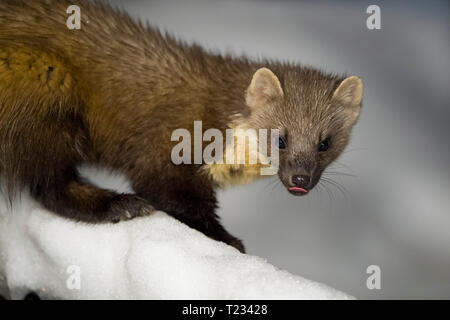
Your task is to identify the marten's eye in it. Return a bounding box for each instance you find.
[278,137,286,149]
[318,138,330,152]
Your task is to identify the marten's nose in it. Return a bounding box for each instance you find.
[291,175,310,188]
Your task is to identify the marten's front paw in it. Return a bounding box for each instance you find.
[108,194,155,223]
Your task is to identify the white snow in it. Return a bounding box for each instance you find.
[0,168,352,300]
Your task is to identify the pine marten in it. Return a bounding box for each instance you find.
[0,0,363,252]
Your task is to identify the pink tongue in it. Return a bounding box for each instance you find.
[289,187,308,193]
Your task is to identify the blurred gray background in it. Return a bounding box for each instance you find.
[109,0,450,299]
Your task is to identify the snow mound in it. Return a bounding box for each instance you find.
[0,191,352,300]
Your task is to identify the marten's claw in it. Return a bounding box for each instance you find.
[221,235,245,253]
[108,194,155,223]
[230,238,246,253]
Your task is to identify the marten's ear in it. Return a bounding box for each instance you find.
[332,76,363,123]
[246,68,283,109]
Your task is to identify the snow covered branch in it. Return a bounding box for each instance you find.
[0,192,352,300]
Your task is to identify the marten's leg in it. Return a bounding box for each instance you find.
[30,166,154,223]
[5,114,154,222]
[12,127,154,223]
[5,112,153,223]
[133,171,245,252]
[169,204,245,253]
[0,49,153,223]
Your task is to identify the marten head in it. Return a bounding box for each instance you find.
[245,67,363,196]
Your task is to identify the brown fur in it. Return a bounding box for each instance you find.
[0,0,362,252]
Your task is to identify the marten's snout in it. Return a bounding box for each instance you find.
[289,174,311,194]
[291,175,310,188]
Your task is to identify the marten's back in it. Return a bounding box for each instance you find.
[0,0,229,90]
[0,0,240,193]
[0,0,131,193]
